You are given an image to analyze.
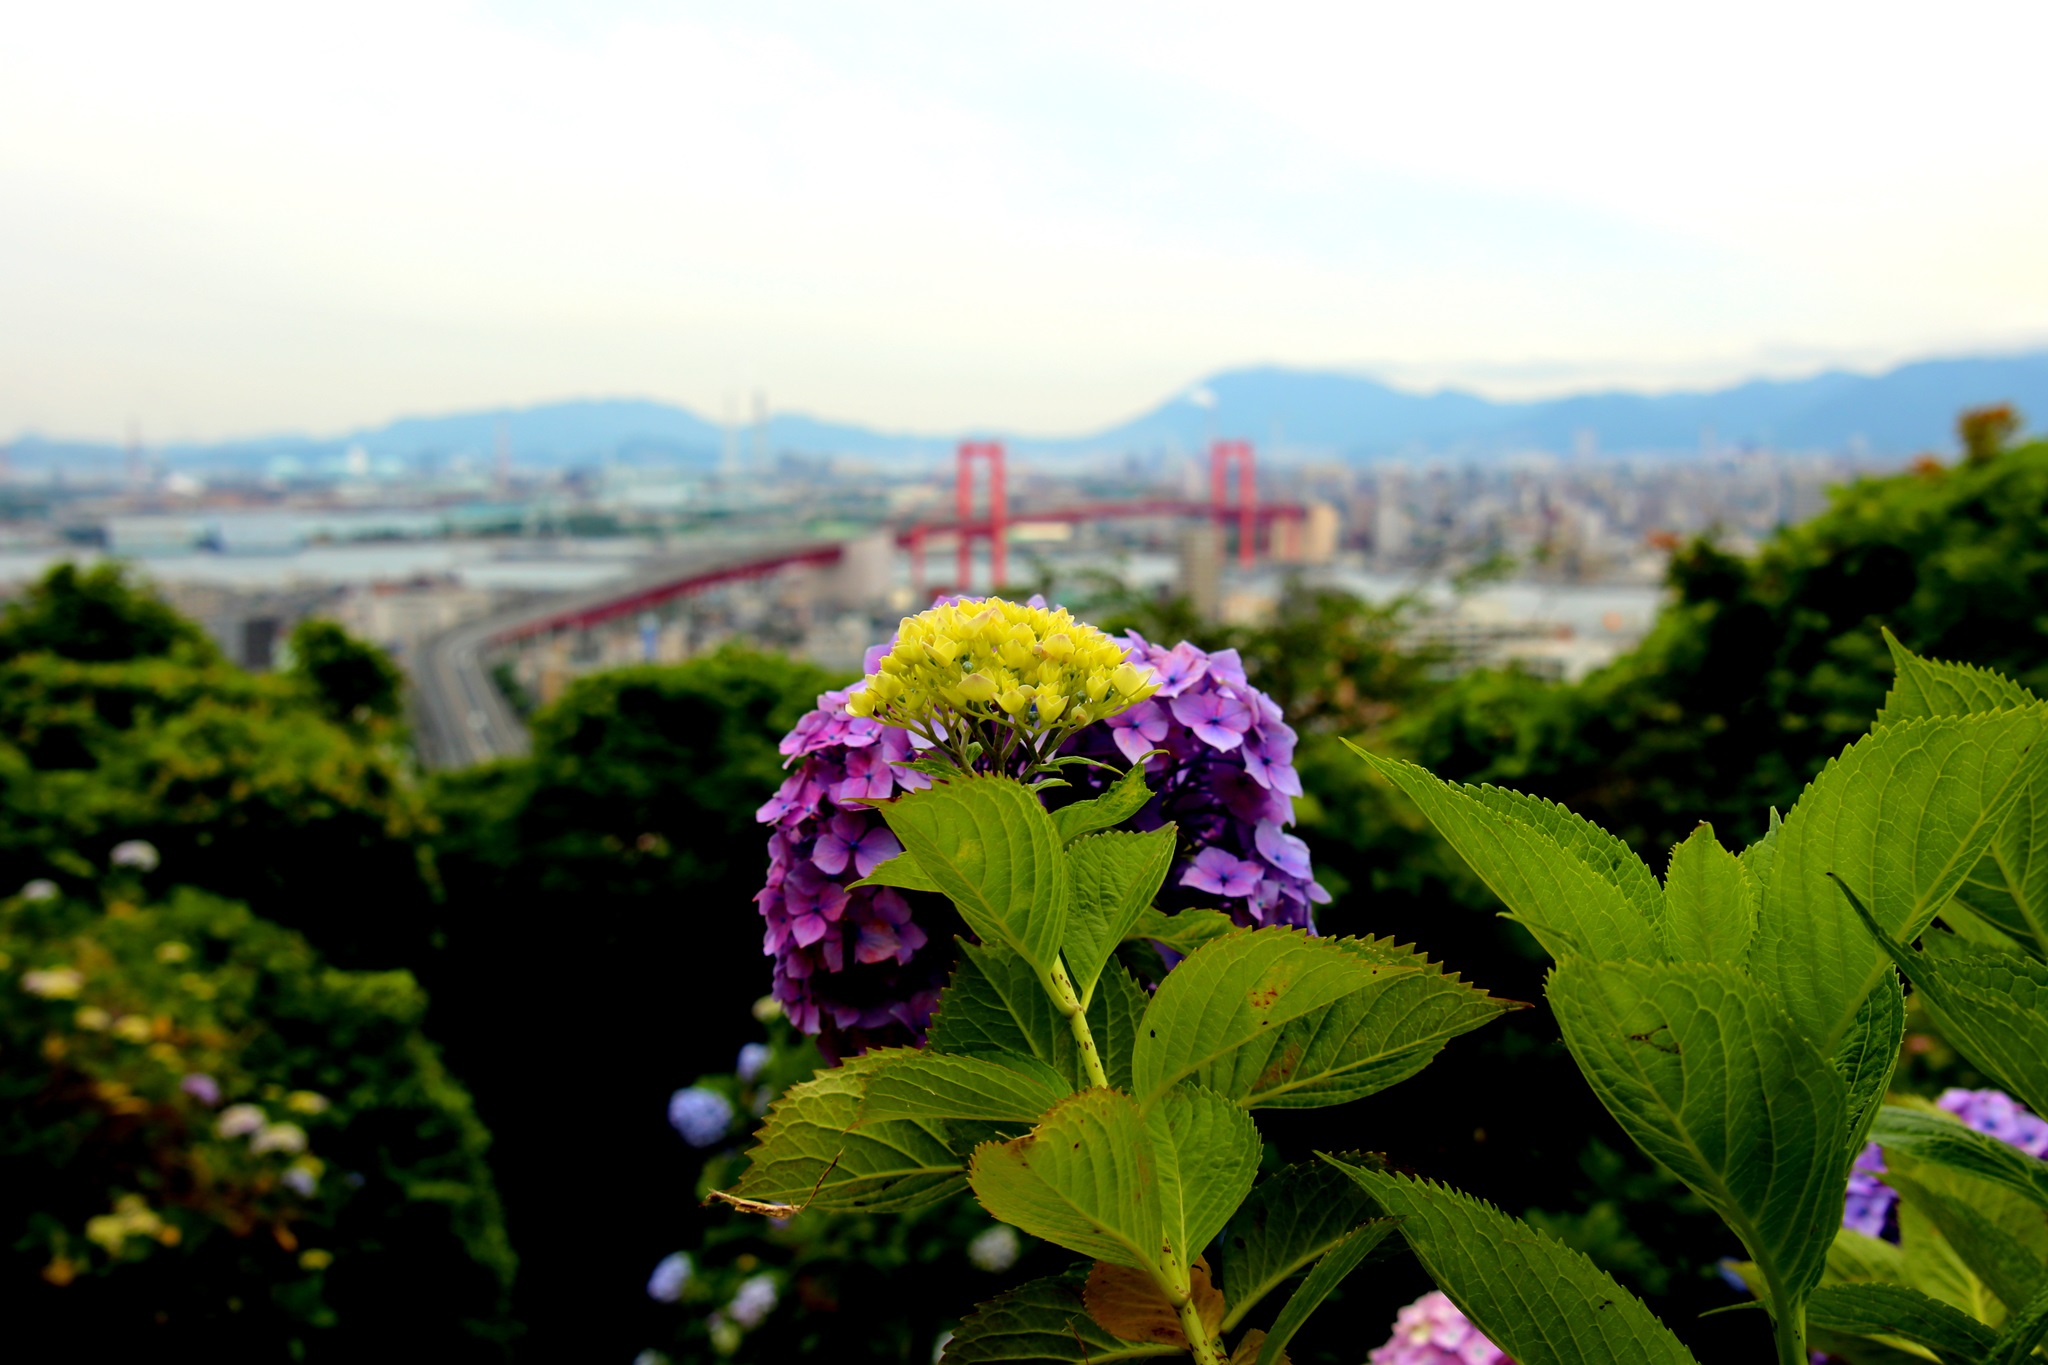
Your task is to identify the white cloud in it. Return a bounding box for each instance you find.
[2,0,2045,439]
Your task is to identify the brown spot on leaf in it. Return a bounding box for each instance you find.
[1083,1257,1223,1347]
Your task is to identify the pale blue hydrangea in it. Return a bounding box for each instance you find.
[736,1042,770,1083]
[646,1252,693,1303]
[728,1273,779,1330]
[667,1086,735,1147]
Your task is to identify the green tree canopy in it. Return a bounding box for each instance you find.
[0,562,218,664]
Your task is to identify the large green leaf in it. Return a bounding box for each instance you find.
[1195,935,1515,1109]
[1835,970,1906,1169]
[1847,900,2048,1118]
[928,941,1147,1093]
[1991,1283,2048,1365]
[1748,709,2047,1054]
[1347,744,1660,961]
[1061,826,1177,1008]
[1878,630,2038,726]
[1220,1156,1386,1328]
[718,1053,965,1214]
[969,1088,1162,1270]
[1051,762,1156,843]
[878,776,1070,971]
[1253,1218,1400,1365]
[1872,1104,2048,1210]
[939,1265,1180,1364]
[1886,1148,2048,1316]
[1877,634,2048,951]
[1326,1160,1701,1365]
[860,1051,1073,1126]
[1547,960,1846,1302]
[1145,1085,1262,1264]
[1128,928,1387,1108]
[1662,822,1759,962]
[1805,1283,1998,1365]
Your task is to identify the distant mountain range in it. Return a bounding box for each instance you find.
[13,350,2048,477]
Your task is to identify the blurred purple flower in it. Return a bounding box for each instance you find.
[1368,1291,1511,1364]
[729,1274,780,1330]
[1841,1087,2048,1245]
[667,1086,735,1147]
[647,1251,694,1303]
[180,1073,222,1107]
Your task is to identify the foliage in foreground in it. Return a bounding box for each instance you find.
[1355,634,2048,1364]
[0,869,513,1357]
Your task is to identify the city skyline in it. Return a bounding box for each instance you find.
[6,0,2047,441]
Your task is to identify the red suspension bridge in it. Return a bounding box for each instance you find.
[494,439,1306,643]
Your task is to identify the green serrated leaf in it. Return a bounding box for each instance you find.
[1147,1084,1262,1264]
[1062,826,1178,1007]
[1990,1282,2048,1365]
[1467,780,1666,934]
[721,1053,966,1213]
[1220,1156,1386,1328]
[1091,963,1148,1095]
[1749,709,2048,1055]
[1836,969,1906,1169]
[1255,1218,1400,1365]
[1662,822,1759,962]
[1324,1159,1702,1365]
[1877,634,2048,953]
[860,1051,1074,1126]
[1200,936,1515,1109]
[1844,896,2048,1118]
[1347,742,1661,962]
[1128,907,1241,956]
[969,1088,1161,1270]
[1741,806,1784,895]
[850,849,944,894]
[1878,629,2039,727]
[1898,1200,2008,1329]
[878,775,1070,971]
[1872,1104,2048,1211]
[1806,1282,1999,1365]
[1052,762,1156,843]
[1129,928,1387,1109]
[1547,959,1846,1303]
[1886,1148,2048,1315]
[938,1265,1181,1363]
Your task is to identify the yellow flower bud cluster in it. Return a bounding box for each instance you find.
[846,598,1158,752]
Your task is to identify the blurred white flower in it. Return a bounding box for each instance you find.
[967,1224,1021,1273]
[216,1104,266,1138]
[19,879,58,902]
[110,840,161,872]
[21,967,83,998]
[251,1122,309,1155]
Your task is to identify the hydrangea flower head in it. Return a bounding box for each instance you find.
[845,597,1158,761]
[1369,1291,1511,1364]
[728,1273,780,1330]
[180,1072,222,1106]
[754,605,1325,1055]
[668,1085,736,1147]
[109,839,160,871]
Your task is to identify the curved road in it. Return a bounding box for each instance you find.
[409,539,839,770]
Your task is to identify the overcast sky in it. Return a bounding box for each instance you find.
[5,0,2046,442]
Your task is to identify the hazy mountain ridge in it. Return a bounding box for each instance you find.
[11,350,2047,475]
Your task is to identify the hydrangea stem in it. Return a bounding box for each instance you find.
[1039,957,1110,1091]
[1175,1297,1225,1365]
